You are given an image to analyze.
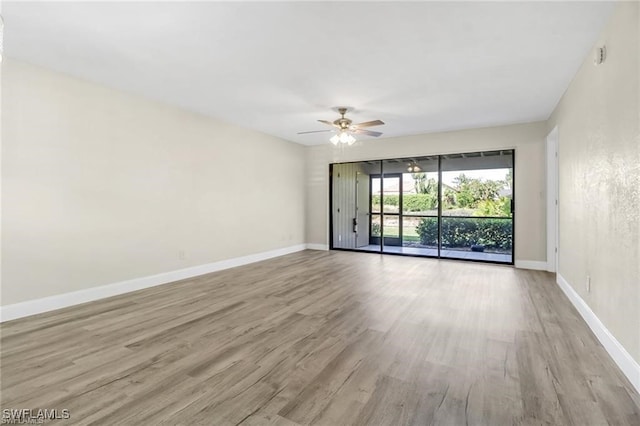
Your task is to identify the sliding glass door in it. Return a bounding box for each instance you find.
[440,151,513,263]
[330,149,514,264]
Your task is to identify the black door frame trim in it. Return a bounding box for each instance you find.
[328,150,515,265]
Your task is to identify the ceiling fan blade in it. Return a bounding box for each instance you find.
[352,119,385,128]
[353,129,383,137]
[297,129,333,135]
[318,119,340,128]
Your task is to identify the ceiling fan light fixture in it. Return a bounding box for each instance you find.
[407,162,421,173]
[339,131,353,144]
[330,131,356,145]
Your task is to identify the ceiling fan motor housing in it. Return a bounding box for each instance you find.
[334,118,352,130]
[334,107,352,130]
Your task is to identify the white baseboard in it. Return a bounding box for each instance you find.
[0,244,307,323]
[557,273,640,393]
[514,260,548,271]
[306,243,329,251]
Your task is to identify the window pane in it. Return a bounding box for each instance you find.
[403,216,438,248]
[402,172,439,216]
[440,216,512,262]
[371,177,381,213]
[382,176,400,214]
[371,214,381,237]
[441,151,513,218]
[383,215,400,238]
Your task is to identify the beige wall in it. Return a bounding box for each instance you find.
[305,121,548,262]
[1,59,306,305]
[548,2,640,363]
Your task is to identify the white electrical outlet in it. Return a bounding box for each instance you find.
[586,275,591,293]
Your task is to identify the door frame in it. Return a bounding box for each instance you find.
[368,173,403,247]
[546,126,559,272]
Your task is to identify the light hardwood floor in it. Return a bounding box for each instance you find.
[1,250,639,425]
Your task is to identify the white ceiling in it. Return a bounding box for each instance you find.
[4,1,614,145]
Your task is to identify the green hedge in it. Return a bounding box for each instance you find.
[372,194,397,206]
[371,194,437,212]
[416,217,512,250]
[404,193,437,212]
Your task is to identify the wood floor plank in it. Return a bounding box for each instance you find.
[1,250,638,425]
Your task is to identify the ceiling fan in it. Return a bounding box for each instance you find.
[298,107,385,145]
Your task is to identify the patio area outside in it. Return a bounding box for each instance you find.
[359,244,512,263]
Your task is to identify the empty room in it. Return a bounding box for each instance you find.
[1,1,639,425]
